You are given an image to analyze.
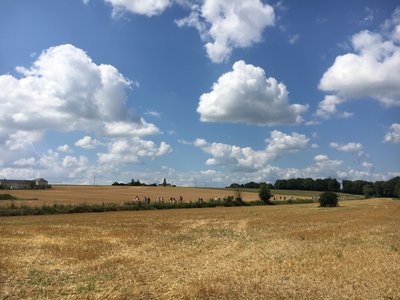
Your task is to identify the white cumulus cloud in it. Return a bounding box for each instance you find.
[0,44,159,152]
[330,142,363,153]
[315,95,353,119]
[104,0,172,17]
[102,0,275,63]
[98,137,172,164]
[384,123,400,143]
[57,144,72,153]
[177,0,275,63]
[197,60,308,125]
[319,7,400,108]
[194,130,309,171]
[75,136,102,149]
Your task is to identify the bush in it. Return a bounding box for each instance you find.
[319,191,339,207]
[258,183,272,204]
[0,194,17,200]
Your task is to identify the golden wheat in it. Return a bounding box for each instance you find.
[1,198,399,299]
[0,185,315,207]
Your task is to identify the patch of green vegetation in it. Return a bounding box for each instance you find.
[76,276,96,293]
[171,234,197,244]
[274,199,316,205]
[0,194,17,200]
[0,195,321,217]
[27,269,55,287]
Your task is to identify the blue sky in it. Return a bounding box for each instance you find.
[0,0,399,186]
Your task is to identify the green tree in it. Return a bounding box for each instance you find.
[394,182,400,198]
[259,183,272,204]
[362,184,375,199]
[319,191,339,207]
[233,187,244,205]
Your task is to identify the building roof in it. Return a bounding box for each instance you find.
[1,179,32,183]
[1,178,48,183]
[33,178,48,182]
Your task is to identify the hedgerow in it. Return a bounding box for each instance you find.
[0,197,317,217]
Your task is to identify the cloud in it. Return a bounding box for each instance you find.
[104,0,172,17]
[75,136,102,149]
[197,60,308,125]
[0,149,99,184]
[158,151,389,186]
[266,130,310,155]
[102,0,275,63]
[319,8,400,108]
[359,7,375,25]
[330,142,363,153]
[362,162,373,169]
[288,34,300,45]
[176,0,275,63]
[194,130,309,171]
[13,157,37,167]
[311,143,319,149]
[384,123,400,143]
[57,144,72,153]
[0,44,159,152]
[98,137,172,164]
[315,95,353,119]
[145,110,161,117]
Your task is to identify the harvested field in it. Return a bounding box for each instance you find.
[0,185,315,207]
[1,198,399,299]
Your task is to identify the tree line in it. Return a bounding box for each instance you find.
[228,182,274,189]
[112,179,157,187]
[342,177,400,198]
[274,177,340,192]
[228,178,340,192]
[228,176,400,198]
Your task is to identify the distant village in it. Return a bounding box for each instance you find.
[0,178,49,190]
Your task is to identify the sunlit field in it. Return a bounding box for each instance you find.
[1,198,399,299]
[0,185,323,207]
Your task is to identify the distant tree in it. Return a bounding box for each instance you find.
[162,178,167,187]
[303,178,314,191]
[394,182,400,198]
[274,179,287,190]
[383,177,400,197]
[373,181,384,197]
[243,181,259,189]
[327,177,340,192]
[319,191,339,207]
[362,184,375,199]
[234,187,244,204]
[228,183,242,188]
[259,183,272,204]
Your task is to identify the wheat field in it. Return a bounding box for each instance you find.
[1,198,399,299]
[0,185,316,207]
[0,185,260,207]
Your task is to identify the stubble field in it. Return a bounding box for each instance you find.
[0,185,262,207]
[1,197,399,299]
